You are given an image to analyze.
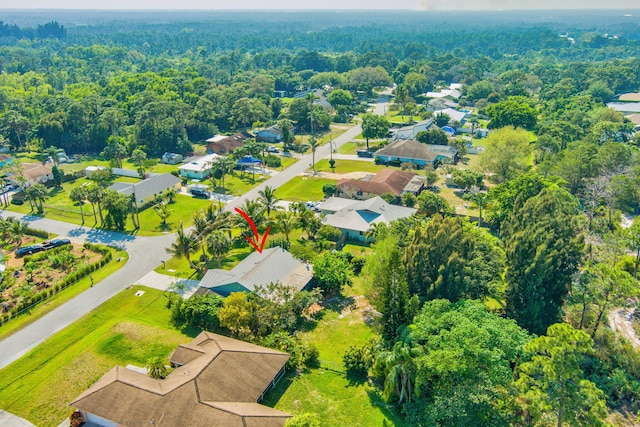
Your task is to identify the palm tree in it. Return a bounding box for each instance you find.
[166,222,199,272]
[86,185,105,226]
[375,341,421,404]
[154,200,173,225]
[258,185,281,217]
[243,139,261,183]
[297,209,321,240]
[275,211,297,243]
[7,217,28,247]
[145,356,168,379]
[365,222,388,243]
[464,190,489,226]
[69,186,87,225]
[234,199,265,235]
[309,136,319,174]
[31,183,48,213]
[211,156,235,193]
[205,230,232,268]
[23,186,37,212]
[44,145,60,166]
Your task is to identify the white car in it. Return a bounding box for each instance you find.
[266,146,280,154]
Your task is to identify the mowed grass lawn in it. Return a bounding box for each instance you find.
[267,277,405,426]
[275,176,335,202]
[313,159,385,174]
[0,286,197,427]
[6,178,212,236]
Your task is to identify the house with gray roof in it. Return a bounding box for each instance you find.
[391,119,434,141]
[374,139,458,168]
[108,173,181,204]
[319,196,417,242]
[196,247,313,297]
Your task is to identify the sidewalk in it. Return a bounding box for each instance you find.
[133,270,201,298]
[0,410,36,427]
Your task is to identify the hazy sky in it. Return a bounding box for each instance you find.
[5,0,640,10]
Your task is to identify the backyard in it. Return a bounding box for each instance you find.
[0,279,403,427]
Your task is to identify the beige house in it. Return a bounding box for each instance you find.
[70,331,291,427]
[337,169,424,201]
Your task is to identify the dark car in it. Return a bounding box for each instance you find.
[41,238,72,250]
[357,150,374,158]
[191,188,211,199]
[15,245,45,257]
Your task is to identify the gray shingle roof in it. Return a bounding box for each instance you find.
[199,247,312,294]
[374,139,457,162]
[321,196,417,232]
[108,173,181,200]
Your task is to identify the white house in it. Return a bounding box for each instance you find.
[391,119,434,141]
[178,153,220,180]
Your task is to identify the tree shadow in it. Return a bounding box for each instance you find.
[322,293,356,314]
[365,388,404,426]
[260,370,296,407]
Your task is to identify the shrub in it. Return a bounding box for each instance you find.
[265,154,281,168]
[268,236,290,250]
[322,183,337,197]
[343,344,371,377]
[317,225,341,242]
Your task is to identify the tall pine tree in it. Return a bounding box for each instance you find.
[503,187,584,335]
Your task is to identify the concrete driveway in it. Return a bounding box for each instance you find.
[0,410,36,427]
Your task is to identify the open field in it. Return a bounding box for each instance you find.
[312,159,385,174]
[275,176,335,202]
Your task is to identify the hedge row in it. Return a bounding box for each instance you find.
[0,246,113,326]
[22,244,72,263]
[25,227,50,239]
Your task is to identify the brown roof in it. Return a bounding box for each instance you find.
[71,331,290,427]
[207,131,252,154]
[337,169,419,196]
[620,93,640,102]
[21,163,53,180]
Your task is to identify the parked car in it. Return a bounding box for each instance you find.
[41,238,72,250]
[191,188,211,199]
[266,146,280,153]
[357,150,374,158]
[15,245,45,257]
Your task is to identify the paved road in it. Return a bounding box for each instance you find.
[0,90,391,371]
[0,214,175,370]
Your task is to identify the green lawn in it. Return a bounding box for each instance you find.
[313,159,385,174]
[0,286,197,427]
[0,248,129,341]
[267,277,405,426]
[6,179,212,236]
[275,176,335,202]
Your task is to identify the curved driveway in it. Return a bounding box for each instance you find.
[0,92,389,370]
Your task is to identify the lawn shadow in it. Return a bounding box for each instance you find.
[322,293,356,314]
[260,370,296,407]
[365,388,405,426]
[345,370,368,387]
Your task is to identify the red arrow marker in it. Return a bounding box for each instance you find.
[234,207,270,254]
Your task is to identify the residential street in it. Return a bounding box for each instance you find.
[0,92,390,370]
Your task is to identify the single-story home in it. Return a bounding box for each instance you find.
[256,125,283,143]
[108,173,181,204]
[391,119,434,141]
[161,152,183,165]
[207,131,253,155]
[70,331,291,427]
[374,139,458,168]
[197,247,313,297]
[618,93,640,102]
[319,196,417,242]
[14,162,54,186]
[178,153,220,180]
[336,169,425,201]
[196,247,313,297]
[0,154,14,168]
[434,107,468,125]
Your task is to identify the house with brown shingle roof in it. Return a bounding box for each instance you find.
[336,169,425,201]
[207,131,253,155]
[70,331,291,427]
[374,139,458,169]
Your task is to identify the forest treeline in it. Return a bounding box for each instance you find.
[3,11,640,425]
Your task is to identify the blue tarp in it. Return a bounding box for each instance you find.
[441,126,456,135]
[237,155,262,165]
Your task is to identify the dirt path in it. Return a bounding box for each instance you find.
[609,308,640,349]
